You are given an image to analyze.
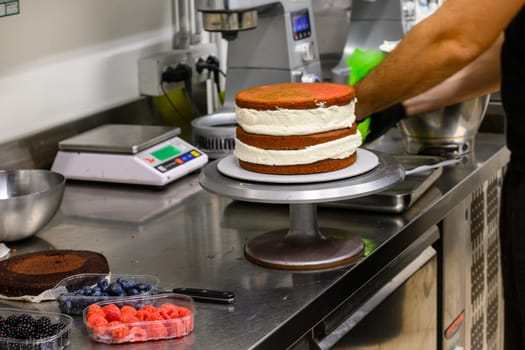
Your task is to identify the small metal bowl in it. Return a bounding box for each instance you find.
[0,170,65,242]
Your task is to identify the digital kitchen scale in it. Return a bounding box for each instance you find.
[51,124,208,186]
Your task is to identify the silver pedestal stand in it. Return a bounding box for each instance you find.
[199,151,405,270]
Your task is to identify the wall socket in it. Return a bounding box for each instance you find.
[138,43,217,96]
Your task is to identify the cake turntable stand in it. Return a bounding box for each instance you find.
[199,149,405,271]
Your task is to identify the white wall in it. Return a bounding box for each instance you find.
[0,0,175,143]
[0,0,352,145]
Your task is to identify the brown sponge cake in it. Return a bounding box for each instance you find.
[239,152,358,175]
[0,250,110,297]
[235,82,355,110]
[234,82,361,175]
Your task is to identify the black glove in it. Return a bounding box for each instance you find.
[364,103,407,143]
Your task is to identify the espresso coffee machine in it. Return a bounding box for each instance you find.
[191,1,323,158]
[197,0,323,109]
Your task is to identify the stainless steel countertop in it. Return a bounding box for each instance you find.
[1,132,509,350]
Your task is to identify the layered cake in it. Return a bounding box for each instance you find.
[234,82,362,175]
[0,250,110,297]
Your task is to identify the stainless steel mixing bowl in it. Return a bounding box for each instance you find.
[398,95,490,155]
[0,170,65,242]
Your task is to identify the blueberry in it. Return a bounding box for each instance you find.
[136,283,151,291]
[97,276,109,289]
[107,282,125,296]
[121,279,137,291]
[129,288,140,295]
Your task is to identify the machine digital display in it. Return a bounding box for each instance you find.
[291,10,311,40]
[152,145,180,161]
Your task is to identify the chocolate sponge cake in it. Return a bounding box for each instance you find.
[0,250,110,297]
[234,82,362,175]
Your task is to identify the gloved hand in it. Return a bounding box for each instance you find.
[361,103,407,143]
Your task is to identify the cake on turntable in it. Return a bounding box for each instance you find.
[199,149,404,271]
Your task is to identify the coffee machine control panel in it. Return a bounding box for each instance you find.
[289,9,320,81]
[290,9,318,65]
[291,9,312,40]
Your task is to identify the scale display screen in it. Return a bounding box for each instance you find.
[151,145,180,161]
[291,10,311,40]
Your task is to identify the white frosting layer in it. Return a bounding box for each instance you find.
[235,101,356,136]
[234,132,362,166]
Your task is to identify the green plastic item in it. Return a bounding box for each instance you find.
[347,48,386,85]
[347,48,386,142]
[356,116,371,142]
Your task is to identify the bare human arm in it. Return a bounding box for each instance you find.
[403,33,503,116]
[354,0,524,120]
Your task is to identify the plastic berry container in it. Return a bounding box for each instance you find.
[0,308,73,350]
[53,273,160,315]
[83,293,195,344]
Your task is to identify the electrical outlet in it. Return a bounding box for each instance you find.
[138,43,217,96]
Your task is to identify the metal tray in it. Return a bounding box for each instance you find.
[322,155,445,213]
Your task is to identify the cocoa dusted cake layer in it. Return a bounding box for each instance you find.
[0,250,110,297]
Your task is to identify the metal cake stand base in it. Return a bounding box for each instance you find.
[199,150,404,271]
[244,203,364,270]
